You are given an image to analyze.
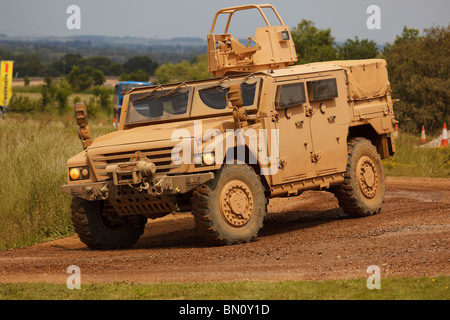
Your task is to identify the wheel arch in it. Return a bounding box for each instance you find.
[348,124,395,159]
[220,144,271,196]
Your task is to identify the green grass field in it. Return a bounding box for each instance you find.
[382,134,450,178]
[0,117,114,250]
[0,276,448,300]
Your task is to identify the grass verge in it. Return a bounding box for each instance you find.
[0,117,113,250]
[0,276,448,300]
[382,133,450,178]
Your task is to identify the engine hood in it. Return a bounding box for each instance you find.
[88,117,233,151]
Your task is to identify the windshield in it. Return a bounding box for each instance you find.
[126,88,191,124]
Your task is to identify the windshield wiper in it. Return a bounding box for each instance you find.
[132,85,164,103]
[157,82,188,99]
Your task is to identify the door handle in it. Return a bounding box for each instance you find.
[305,106,315,117]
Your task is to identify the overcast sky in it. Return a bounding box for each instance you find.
[0,0,449,43]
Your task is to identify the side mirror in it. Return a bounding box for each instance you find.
[226,83,244,108]
[75,102,93,149]
[226,83,248,123]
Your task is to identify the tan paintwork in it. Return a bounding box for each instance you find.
[63,4,396,222]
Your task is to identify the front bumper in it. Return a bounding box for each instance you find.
[61,172,214,202]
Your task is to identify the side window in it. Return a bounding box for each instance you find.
[307,78,338,101]
[241,82,257,106]
[275,82,306,109]
[199,86,229,110]
[199,82,257,110]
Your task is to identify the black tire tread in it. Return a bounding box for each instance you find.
[191,164,267,245]
[334,137,385,218]
[70,197,146,250]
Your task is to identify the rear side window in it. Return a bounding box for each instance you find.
[307,78,338,101]
[275,82,306,109]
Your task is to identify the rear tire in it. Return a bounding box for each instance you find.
[334,137,385,217]
[191,164,267,245]
[71,197,146,249]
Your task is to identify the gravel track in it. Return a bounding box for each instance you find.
[0,176,448,284]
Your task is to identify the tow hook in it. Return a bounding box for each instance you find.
[100,185,109,200]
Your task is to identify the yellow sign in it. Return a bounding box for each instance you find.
[0,61,14,107]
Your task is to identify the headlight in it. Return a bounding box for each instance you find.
[69,166,90,181]
[70,168,80,180]
[203,153,215,166]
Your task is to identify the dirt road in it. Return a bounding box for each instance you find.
[0,177,448,284]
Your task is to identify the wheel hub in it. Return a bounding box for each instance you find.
[357,156,378,198]
[220,180,254,227]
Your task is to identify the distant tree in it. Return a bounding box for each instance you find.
[54,79,72,113]
[66,66,81,90]
[337,36,379,60]
[290,20,338,64]
[90,67,106,86]
[108,62,124,76]
[154,55,210,84]
[39,76,72,113]
[381,26,420,57]
[41,75,56,109]
[66,65,105,91]
[53,53,84,76]
[123,56,159,75]
[394,26,420,44]
[13,52,44,77]
[383,25,450,134]
[85,56,113,74]
[119,69,150,82]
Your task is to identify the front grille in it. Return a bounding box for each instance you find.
[91,147,180,181]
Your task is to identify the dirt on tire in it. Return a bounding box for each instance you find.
[0,176,449,284]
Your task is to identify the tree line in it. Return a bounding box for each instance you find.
[9,53,158,81]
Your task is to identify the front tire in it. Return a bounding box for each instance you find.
[192,164,267,245]
[334,137,385,217]
[71,197,146,249]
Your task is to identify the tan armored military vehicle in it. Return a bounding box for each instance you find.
[62,4,396,249]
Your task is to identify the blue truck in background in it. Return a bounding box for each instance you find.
[114,81,151,125]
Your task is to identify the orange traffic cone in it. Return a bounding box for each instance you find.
[421,125,426,142]
[392,123,399,139]
[441,122,448,147]
[113,117,116,128]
